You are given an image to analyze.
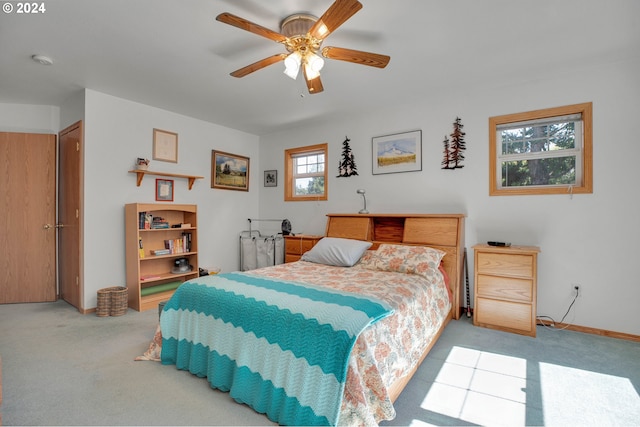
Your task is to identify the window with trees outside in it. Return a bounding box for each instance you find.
[489,102,592,196]
[285,143,328,201]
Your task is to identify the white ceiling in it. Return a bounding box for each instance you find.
[1,0,638,135]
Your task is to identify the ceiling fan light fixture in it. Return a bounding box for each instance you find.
[306,52,325,73]
[284,51,302,79]
[217,1,389,95]
[304,63,320,80]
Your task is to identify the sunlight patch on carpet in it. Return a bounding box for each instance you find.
[419,346,526,426]
[539,362,640,426]
[415,345,640,427]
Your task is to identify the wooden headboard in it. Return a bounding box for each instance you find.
[325,213,466,320]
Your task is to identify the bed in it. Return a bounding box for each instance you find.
[140,213,465,426]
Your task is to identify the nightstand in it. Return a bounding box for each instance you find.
[284,235,323,263]
[473,244,540,337]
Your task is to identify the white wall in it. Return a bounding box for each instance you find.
[0,102,59,133]
[258,57,640,336]
[82,89,259,309]
[59,90,85,130]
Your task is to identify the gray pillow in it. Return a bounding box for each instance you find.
[301,237,372,267]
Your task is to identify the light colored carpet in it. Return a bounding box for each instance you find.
[1,300,638,426]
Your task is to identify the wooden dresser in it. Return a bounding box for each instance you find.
[284,235,323,263]
[473,244,540,337]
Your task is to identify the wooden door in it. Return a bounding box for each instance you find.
[58,122,83,310]
[0,132,57,303]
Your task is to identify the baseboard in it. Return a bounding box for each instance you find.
[544,322,640,343]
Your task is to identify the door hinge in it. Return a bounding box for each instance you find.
[76,209,79,219]
[76,141,79,151]
[76,276,79,287]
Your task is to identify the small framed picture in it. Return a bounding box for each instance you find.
[153,128,178,163]
[156,179,174,202]
[264,170,277,187]
[372,130,422,175]
[212,150,250,191]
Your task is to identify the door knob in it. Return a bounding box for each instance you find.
[55,223,66,229]
[43,224,53,229]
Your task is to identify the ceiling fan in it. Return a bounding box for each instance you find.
[216,0,390,94]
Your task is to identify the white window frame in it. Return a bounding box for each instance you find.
[489,103,593,196]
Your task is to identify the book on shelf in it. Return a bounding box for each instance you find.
[138,237,145,258]
[182,232,192,252]
[151,249,170,256]
[139,212,153,229]
[163,234,191,254]
[140,274,162,281]
[152,216,169,229]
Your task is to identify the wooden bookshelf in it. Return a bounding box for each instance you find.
[125,203,198,311]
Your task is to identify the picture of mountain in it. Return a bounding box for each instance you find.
[373,130,422,174]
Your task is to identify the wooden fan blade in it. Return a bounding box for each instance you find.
[308,0,362,41]
[230,54,287,78]
[216,12,287,43]
[322,46,390,68]
[303,68,324,94]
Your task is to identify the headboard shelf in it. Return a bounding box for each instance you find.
[325,213,466,320]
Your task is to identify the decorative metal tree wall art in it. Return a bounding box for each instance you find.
[441,136,452,169]
[441,117,466,169]
[337,136,359,177]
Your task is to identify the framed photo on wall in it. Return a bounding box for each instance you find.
[264,170,277,187]
[211,150,250,191]
[372,130,422,175]
[153,128,178,163]
[156,179,174,201]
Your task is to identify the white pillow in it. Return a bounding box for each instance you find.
[301,237,372,267]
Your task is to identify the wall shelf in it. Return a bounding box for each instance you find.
[128,170,204,190]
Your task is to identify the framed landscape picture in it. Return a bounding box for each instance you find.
[211,150,250,191]
[372,130,422,175]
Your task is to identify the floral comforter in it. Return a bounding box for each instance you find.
[137,259,451,426]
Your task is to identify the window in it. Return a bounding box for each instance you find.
[489,102,592,196]
[285,143,328,201]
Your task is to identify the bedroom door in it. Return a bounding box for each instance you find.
[0,132,57,303]
[58,121,83,310]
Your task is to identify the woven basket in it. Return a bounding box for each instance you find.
[96,286,128,317]
[96,288,112,317]
[110,287,128,316]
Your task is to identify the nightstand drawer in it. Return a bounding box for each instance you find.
[284,235,323,262]
[285,254,301,263]
[476,274,532,303]
[476,252,533,278]
[286,238,317,255]
[476,298,533,333]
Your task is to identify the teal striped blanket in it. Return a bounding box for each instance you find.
[160,272,393,426]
